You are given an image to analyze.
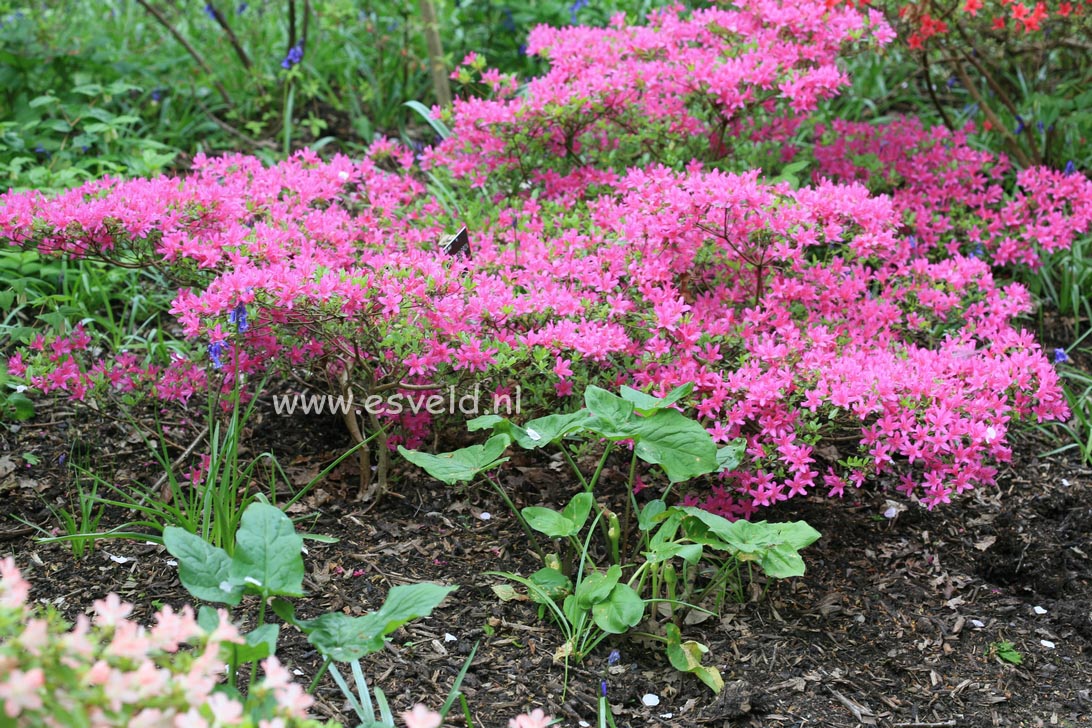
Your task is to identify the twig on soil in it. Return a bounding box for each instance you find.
[893,722,958,727]
[827,686,877,725]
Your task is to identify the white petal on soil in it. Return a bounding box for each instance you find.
[444,633,457,642]
[1033,606,1047,615]
[642,694,660,707]
[971,619,985,628]
[1041,639,1056,649]
[106,553,132,564]
[480,512,492,521]
[166,559,178,567]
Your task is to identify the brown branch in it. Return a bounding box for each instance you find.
[206,1,253,70]
[133,0,234,109]
[949,60,1035,168]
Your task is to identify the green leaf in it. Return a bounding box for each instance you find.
[233,623,279,662]
[297,583,456,662]
[644,541,704,565]
[163,526,242,605]
[522,506,578,538]
[403,100,452,140]
[397,434,509,485]
[629,409,718,482]
[528,567,572,603]
[583,386,635,436]
[468,411,590,450]
[590,583,644,634]
[560,492,594,532]
[229,502,305,598]
[516,411,592,448]
[637,499,667,531]
[6,392,35,421]
[575,564,621,609]
[665,624,724,694]
[619,382,693,415]
[716,440,746,472]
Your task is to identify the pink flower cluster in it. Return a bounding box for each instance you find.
[431,1,893,185]
[3,0,1089,516]
[0,557,327,727]
[813,117,1092,268]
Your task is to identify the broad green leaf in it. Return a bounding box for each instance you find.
[164,526,242,605]
[298,583,456,662]
[583,386,635,436]
[716,440,746,473]
[629,409,718,482]
[665,624,724,694]
[6,392,35,420]
[590,583,645,634]
[620,382,693,415]
[397,434,510,485]
[575,564,621,609]
[759,544,807,578]
[230,502,304,598]
[637,499,667,531]
[467,415,504,432]
[560,492,594,532]
[644,542,704,565]
[233,623,279,662]
[522,506,577,538]
[770,521,822,551]
[528,567,572,603]
[491,583,523,602]
[516,410,592,448]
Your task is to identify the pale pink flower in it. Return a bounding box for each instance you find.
[18,617,49,655]
[509,708,552,728]
[0,667,45,717]
[92,592,133,627]
[402,704,443,728]
[0,557,30,608]
[207,692,244,724]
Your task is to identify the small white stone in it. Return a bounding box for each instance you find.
[480,512,492,521]
[1033,606,1047,615]
[642,693,660,707]
[1041,639,1056,649]
[971,619,985,628]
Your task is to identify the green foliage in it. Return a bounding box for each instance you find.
[406,383,819,692]
[992,640,1024,666]
[165,498,458,705]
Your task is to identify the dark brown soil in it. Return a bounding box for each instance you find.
[2,397,1091,728]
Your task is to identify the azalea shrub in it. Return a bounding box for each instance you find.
[3,0,1091,518]
[0,557,330,727]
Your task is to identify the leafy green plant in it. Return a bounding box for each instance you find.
[992,640,1024,666]
[165,499,458,705]
[13,466,105,559]
[400,383,820,692]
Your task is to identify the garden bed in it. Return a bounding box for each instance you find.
[3,403,1089,728]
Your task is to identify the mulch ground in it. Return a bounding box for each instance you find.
[2,397,1090,728]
